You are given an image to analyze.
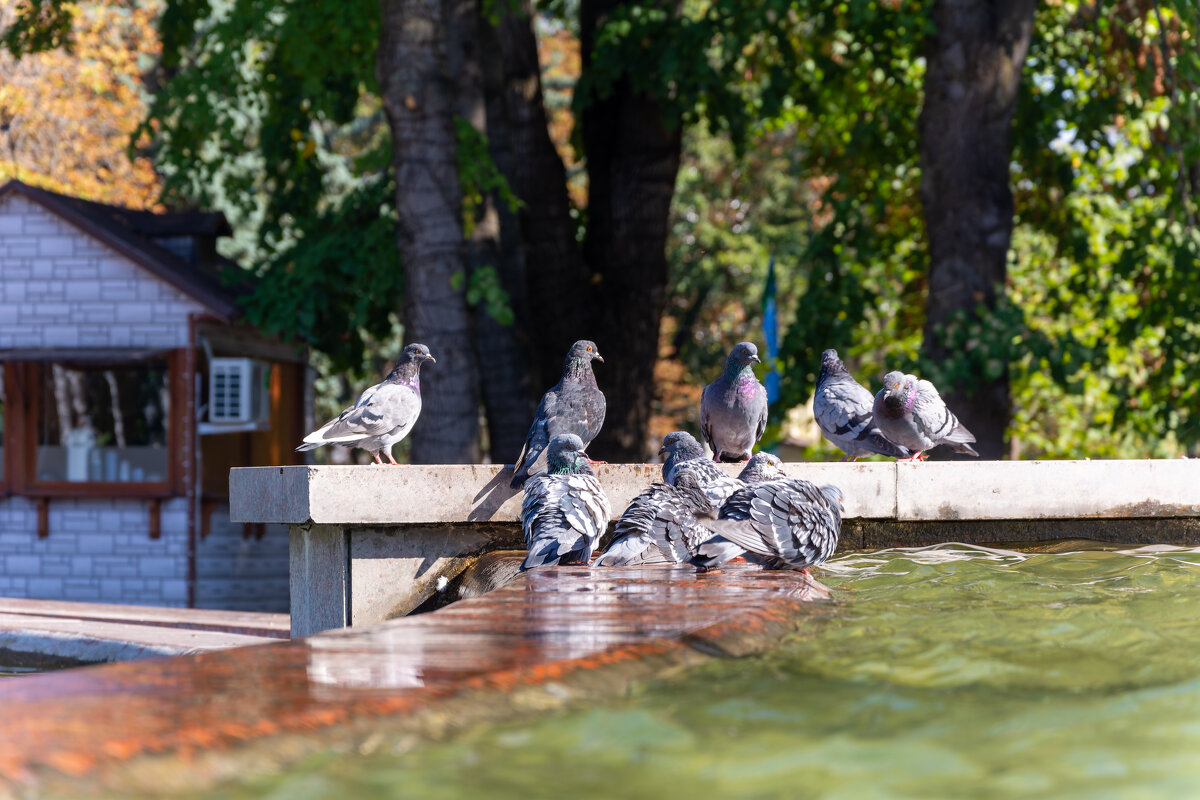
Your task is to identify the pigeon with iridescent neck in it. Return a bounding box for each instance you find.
[815,349,911,460]
[520,434,611,569]
[511,340,606,489]
[872,370,978,461]
[700,341,768,462]
[296,343,434,465]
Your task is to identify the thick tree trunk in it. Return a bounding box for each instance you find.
[493,1,590,391]
[378,0,481,463]
[918,0,1035,460]
[456,0,537,461]
[580,0,682,462]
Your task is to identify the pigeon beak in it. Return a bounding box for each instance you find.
[593,353,604,363]
[658,445,668,456]
[750,355,761,364]
[425,354,437,364]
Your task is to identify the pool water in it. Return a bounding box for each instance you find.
[205,543,1200,799]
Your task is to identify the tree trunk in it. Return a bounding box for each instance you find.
[454,0,537,462]
[918,0,1036,460]
[378,0,481,463]
[493,1,590,391]
[580,0,683,462]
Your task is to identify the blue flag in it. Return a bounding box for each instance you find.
[762,256,780,406]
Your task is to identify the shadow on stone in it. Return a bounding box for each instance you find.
[469,469,520,522]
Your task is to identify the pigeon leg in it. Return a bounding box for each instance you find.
[386,452,400,466]
[900,452,925,463]
[371,451,384,465]
[586,459,607,466]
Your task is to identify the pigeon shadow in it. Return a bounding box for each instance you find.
[469,467,520,522]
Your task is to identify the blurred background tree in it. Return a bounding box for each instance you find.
[0,0,162,206]
[4,0,1198,461]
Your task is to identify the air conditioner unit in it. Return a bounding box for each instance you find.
[209,358,271,425]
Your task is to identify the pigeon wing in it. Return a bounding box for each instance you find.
[304,382,419,444]
[512,386,561,487]
[698,382,718,454]
[912,379,978,454]
[708,480,841,568]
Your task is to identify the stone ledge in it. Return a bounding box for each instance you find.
[231,460,1200,525]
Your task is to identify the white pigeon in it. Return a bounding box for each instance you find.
[296,343,435,465]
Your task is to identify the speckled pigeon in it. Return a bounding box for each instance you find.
[520,434,612,570]
[511,340,606,489]
[738,452,785,483]
[660,431,742,506]
[814,349,911,461]
[872,371,979,461]
[694,479,843,572]
[595,471,734,567]
[700,342,768,462]
[296,343,434,465]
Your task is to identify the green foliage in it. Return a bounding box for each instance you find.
[1,0,74,57]
[657,0,1200,457]
[238,176,404,369]
[454,115,524,236]
[139,0,394,371]
[129,0,1200,458]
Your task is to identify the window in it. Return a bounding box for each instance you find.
[34,361,171,484]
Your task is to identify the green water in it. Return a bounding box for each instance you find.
[210,543,1200,799]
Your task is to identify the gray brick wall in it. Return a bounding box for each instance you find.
[0,497,189,606]
[195,506,289,613]
[0,497,290,611]
[0,194,206,349]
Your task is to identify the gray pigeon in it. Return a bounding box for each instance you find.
[694,479,843,572]
[511,340,606,489]
[296,343,434,464]
[872,371,979,460]
[660,431,742,506]
[815,349,911,460]
[520,434,612,569]
[738,452,786,483]
[594,471,733,567]
[700,341,768,462]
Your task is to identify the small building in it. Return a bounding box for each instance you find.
[0,180,306,612]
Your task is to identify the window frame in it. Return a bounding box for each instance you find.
[5,353,187,498]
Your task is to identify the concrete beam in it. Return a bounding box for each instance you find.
[232,460,1200,525]
[894,459,1200,520]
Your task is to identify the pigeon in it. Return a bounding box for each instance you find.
[296,343,434,464]
[872,371,979,461]
[700,341,768,462]
[511,340,606,489]
[520,434,612,569]
[694,479,843,572]
[814,349,911,460]
[738,451,786,483]
[594,471,731,567]
[660,431,742,506]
